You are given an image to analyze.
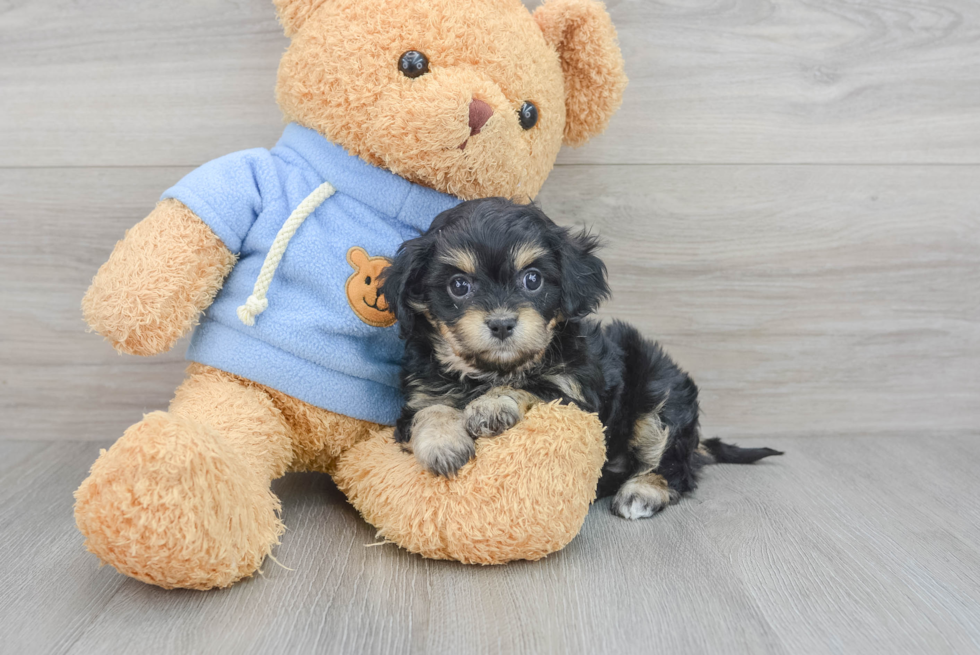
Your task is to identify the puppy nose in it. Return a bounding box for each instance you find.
[468,98,493,135]
[486,316,517,341]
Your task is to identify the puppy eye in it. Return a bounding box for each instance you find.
[518,101,538,130]
[448,275,473,298]
[399,51,429,79]
[522,269,542,292]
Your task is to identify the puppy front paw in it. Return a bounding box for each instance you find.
[463,394,522,438]
[410,405,475,477]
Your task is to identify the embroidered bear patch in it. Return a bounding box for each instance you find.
[345,246,396,328]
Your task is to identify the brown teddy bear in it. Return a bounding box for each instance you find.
[74,0,626,590]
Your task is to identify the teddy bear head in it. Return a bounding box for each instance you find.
[274,0,626,201]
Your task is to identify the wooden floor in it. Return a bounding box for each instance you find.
[3,435,980,654]
[2,0,979,653]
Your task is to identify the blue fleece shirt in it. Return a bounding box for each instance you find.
[161,123,461,425]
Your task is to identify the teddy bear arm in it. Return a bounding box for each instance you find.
[82,199,236,356]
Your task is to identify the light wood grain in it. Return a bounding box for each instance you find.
[0,0,287,169]
[698,436,980,653]
[0,167,195,441]
[537,164,980,437]
[0,442,131,654]
[572,0,980,165]
[2,0,980,167]
[2,437,979,654]
[3,165,977,440]
[2,0,978,652]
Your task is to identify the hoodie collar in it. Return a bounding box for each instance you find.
[275,122,461,233]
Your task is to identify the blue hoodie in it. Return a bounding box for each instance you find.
[161,123,461,425]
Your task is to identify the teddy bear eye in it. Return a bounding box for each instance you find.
[399,51,429,79]
[518,101,538,130]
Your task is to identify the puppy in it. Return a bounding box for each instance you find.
[380,198,781,519]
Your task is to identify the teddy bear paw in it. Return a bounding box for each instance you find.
[74,411,284,590]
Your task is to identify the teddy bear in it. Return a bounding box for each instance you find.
[74,0,626,590]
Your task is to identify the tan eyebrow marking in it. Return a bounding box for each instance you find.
[438,248,478,274]
[511,243,548,271]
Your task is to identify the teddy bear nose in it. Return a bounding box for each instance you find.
[468,98,493,135]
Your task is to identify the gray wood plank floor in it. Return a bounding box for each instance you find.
[2,0,979,652]
[2,436,979,655]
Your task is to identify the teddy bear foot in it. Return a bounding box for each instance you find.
[74,411,284,590]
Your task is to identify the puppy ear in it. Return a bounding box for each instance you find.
[378,236,432,339]
[273,0,327,37]
[559,228,609,319]
[534,0,627,146]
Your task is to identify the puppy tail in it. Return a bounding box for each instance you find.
[698,437,783,464]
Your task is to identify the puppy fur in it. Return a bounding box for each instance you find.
[380,198,781,519]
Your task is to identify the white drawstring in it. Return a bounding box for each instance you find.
[237,181,336,326]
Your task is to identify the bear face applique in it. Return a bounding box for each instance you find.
[346,246,396,328]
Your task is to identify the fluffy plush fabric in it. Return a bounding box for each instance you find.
[533,0,628,146]
[75,367,602,584]
[74,406,287,590]
[333,402,606,564]
[76,0,627,589]
[161,123,460,425]
[276,0,626,201]
[81,199,235,357]
[75,364,381,589]
[272,0,326,37]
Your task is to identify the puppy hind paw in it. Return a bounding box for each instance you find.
[463,394,521,438]
[611,474,679,520]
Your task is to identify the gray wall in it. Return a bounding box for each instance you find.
[2,0,978,440]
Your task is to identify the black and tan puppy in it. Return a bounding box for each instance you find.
[380,198,781,519]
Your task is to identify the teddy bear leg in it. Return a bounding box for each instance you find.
[74,364,294,590]
[332,402,606,564]
[264,389,381,475]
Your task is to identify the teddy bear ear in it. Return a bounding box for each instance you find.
[273,0,327,37]
[347,246,369,269]
[534,0,628,147]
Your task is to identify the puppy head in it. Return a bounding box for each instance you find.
[273,0,626,201]
[380,198,609,374]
